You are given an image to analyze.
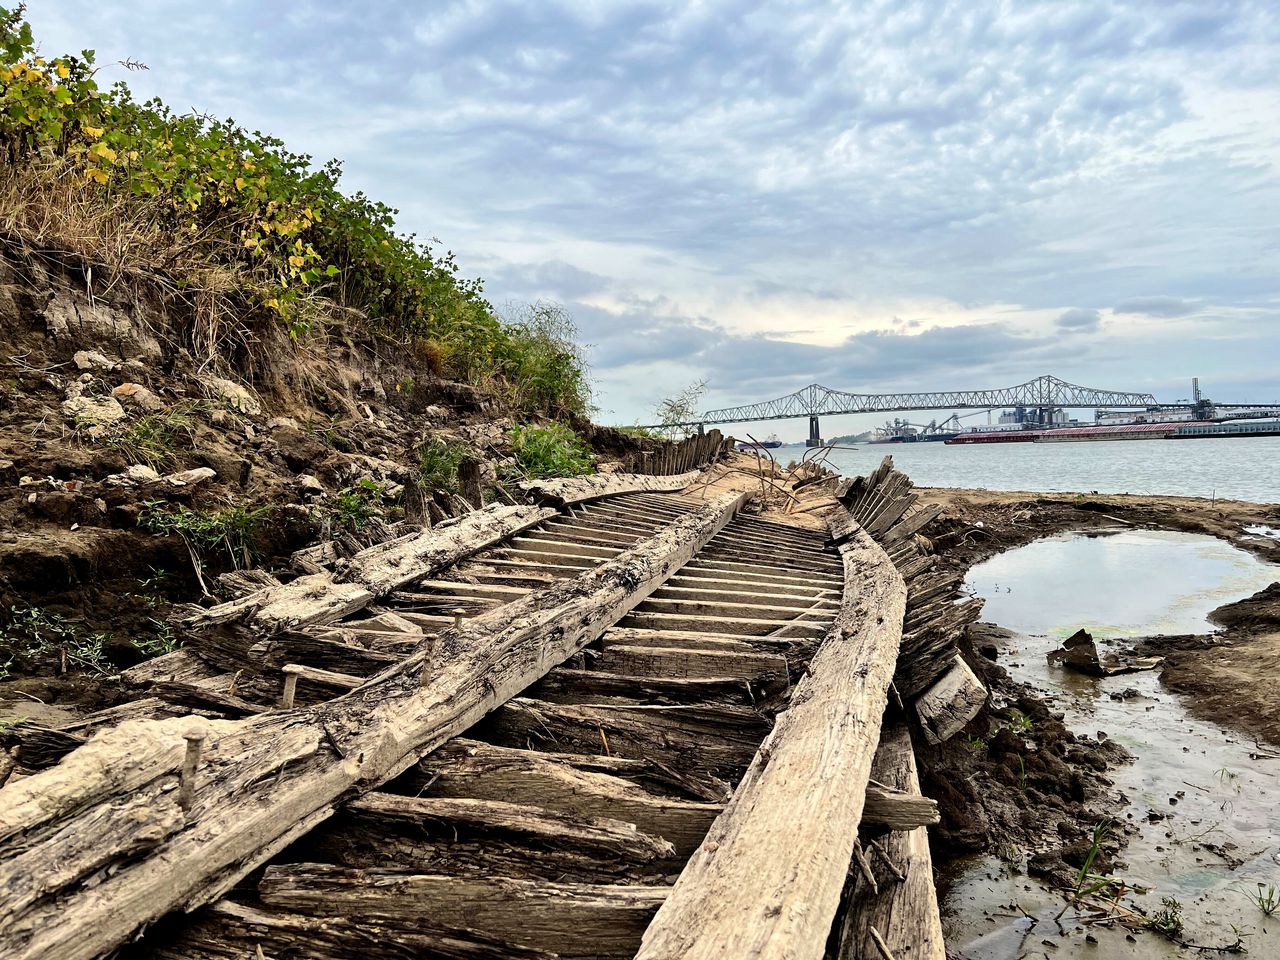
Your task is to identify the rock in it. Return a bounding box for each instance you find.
[1047,629,1162,677]
[272,426,328,472]
[73,350,117,372]
[43,291,162,359]
[200,375,262,416]
[105,464,162,486]
[111,383,165,413]
[297,474,325,496]
[164,467,216,487]
[267,416,300,431]
[61,394,126,437]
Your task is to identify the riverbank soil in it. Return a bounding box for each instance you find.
[906,487,1280,878]
[1142,584,1280,746]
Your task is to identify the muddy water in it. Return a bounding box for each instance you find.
[946,529,1280,957]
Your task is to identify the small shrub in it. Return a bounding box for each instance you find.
[1148,896,1184,938]
[326,478,391,532]
[0,604,111,673]
[141,501,272,568]
[133,618,182,659]
[1241,882,1279,918]
[508,422,595,480]
[418,437,469,492]
[498,302,593,419]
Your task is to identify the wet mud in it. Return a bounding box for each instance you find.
[935,512,1280,958]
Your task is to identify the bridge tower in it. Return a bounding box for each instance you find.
[806,415,822,448]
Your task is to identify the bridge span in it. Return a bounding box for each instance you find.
[639,375,1275,447]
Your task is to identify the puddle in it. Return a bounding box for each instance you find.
[945,529,1280,957]
[1243,524,1280,543]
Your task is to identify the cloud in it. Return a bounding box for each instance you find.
[1112,296,1197,317]
[1056,308,1102,330]
[18,0,1280,423]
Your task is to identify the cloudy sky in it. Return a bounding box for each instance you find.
[27,1,1280,436]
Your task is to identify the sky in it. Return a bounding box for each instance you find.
[25,1,1280,438]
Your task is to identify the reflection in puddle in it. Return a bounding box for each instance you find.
[947,530,1280,958]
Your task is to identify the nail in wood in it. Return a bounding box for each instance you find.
[280,663,303,709]
[179,726,206,812]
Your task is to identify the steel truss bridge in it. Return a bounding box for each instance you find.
[639,374,1277,445]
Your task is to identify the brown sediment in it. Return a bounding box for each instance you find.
[1138,583,1280,747]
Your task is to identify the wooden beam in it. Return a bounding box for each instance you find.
[410,740,722,858]
[636,516,906,959]
[142,899,556,959]
[304,792,676,881]
[914,655,987,744]
[257,866,668,960]
[522,471,702,506]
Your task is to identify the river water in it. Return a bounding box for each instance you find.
[774,437,1280,503]
[948,530,1280,957]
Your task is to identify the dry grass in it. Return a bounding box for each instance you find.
[0,158,344,391]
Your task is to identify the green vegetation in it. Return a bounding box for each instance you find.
[0,6,589,417]
[418,437,469,492]
[133,618,182,659]
[508,422,595,480]
[141,501,272,568]
[0,604,111,674]
[498,302,593,419]
[1055,820,1120,921]
[1006,709,1033,733]
[326,478,396,532]
[617,425,662,440]
[1147,896,1185,938]
[651,379,707,440]
[1241,882,1279,918]
[102,407,196,468]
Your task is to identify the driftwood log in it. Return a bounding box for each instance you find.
[637,516,906,958]
[0,490,748,960]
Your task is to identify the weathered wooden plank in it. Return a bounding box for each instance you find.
[407,739,722,857]
[257,866,668,959]
[522,471,702,506]
[620,611,829,639]
[914,655,987,744]
[0,491,747,960]
[636,515,906,960]
[302,792,676,881]
[139,899,554,959]
[532,669,769,707]
[483,697,769,783]
[595,645,787,681]
[831,721,946,960]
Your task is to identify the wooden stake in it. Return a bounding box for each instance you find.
[852,841,879,895]
[868,926,899,960]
